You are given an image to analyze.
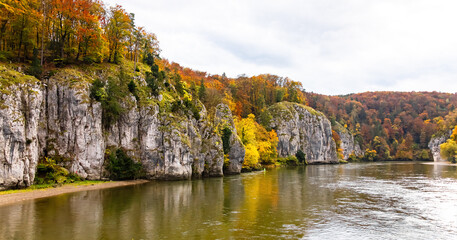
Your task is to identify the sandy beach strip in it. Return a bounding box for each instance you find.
[0,179,149,207]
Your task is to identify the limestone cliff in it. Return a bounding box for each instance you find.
[333,123,363,160]
[214,104,245,174]
[264,102,338,164]
[338,131,362,160]
[0,66,236,189]
[0,76,42,190]
[428,133,450,162]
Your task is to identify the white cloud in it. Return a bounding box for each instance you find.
[104,0,457,95]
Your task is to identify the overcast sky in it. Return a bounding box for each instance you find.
[104,0,457,95]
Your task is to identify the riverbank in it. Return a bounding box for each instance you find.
[0,179,149,207]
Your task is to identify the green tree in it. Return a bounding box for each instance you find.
[105,5,132,63]
[106,148,143,180]
[198,78,206,101]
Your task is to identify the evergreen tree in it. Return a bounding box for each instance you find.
[198,79,206,101]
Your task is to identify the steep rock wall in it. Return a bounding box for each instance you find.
[337,130,362,160]
[214,104,245,174]
[40,76,105,180]
[428,134,449,162]
[265,102,338,164]
[0,68,234,188]
[0,82,42,190]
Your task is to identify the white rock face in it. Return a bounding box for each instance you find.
[0,71,234,188]
[112,103,226,180]
[266,102,338,164]
[214,104,245,174]
[41,79,105,179]
[0,83,42,190]
[189,105,224,177]
[337,130,363,160]
[428,134,449,162]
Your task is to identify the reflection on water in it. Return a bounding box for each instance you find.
[1,162,457,239]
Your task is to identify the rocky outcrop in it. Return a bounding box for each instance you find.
[336,129,362,160]
[214,104,245,174]
[0,82,42,190]
[265,102,338,164]
[40,76,105,180]
[428,134,449,162]
[0,68,338,189]
[42,80,227,180]
[106,100,225,180]
[135,105,224,180]
[0,67,233,188]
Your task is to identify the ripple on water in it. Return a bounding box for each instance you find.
[315,173,457,240]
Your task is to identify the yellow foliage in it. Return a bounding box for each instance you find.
[223,91,236,113]
[183,90,192,102]
[235,114,279,168]
[235,114,257,146]
[451,125,457,141]
[337,148,344,160]
[440,139,457,163]
[257,131,277,164]
[243,144,260,169]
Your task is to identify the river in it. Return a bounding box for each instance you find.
[1,162,457,239]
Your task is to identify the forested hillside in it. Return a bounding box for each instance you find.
[306,92,457,160]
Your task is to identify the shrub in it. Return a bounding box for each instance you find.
[90,77,125,129]
[277,155,299,166]
[171,99,182,112]
[416,149,431,161]
[362,149,377,161]
[106,148,143,180]
[90,79,106,101]
[146,71,159,96]
[128,80,139,101]
[174,73,184,96]
[295,150,306,164]
[34,157,81,185]
[347,153,359,162]
[221,127,232,154]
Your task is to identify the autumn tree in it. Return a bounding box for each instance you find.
[395,134,414,160]
[73,0,105,62]
[105,5,132,63]
[235,114,279,169]
[440,125,457,163]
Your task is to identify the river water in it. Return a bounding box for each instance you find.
[1,162,457,240]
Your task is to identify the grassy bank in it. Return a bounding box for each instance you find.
[0,181,107,195]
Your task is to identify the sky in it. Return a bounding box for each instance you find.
[104,0,457,95]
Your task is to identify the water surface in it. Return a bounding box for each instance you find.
[1,162,457,239]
